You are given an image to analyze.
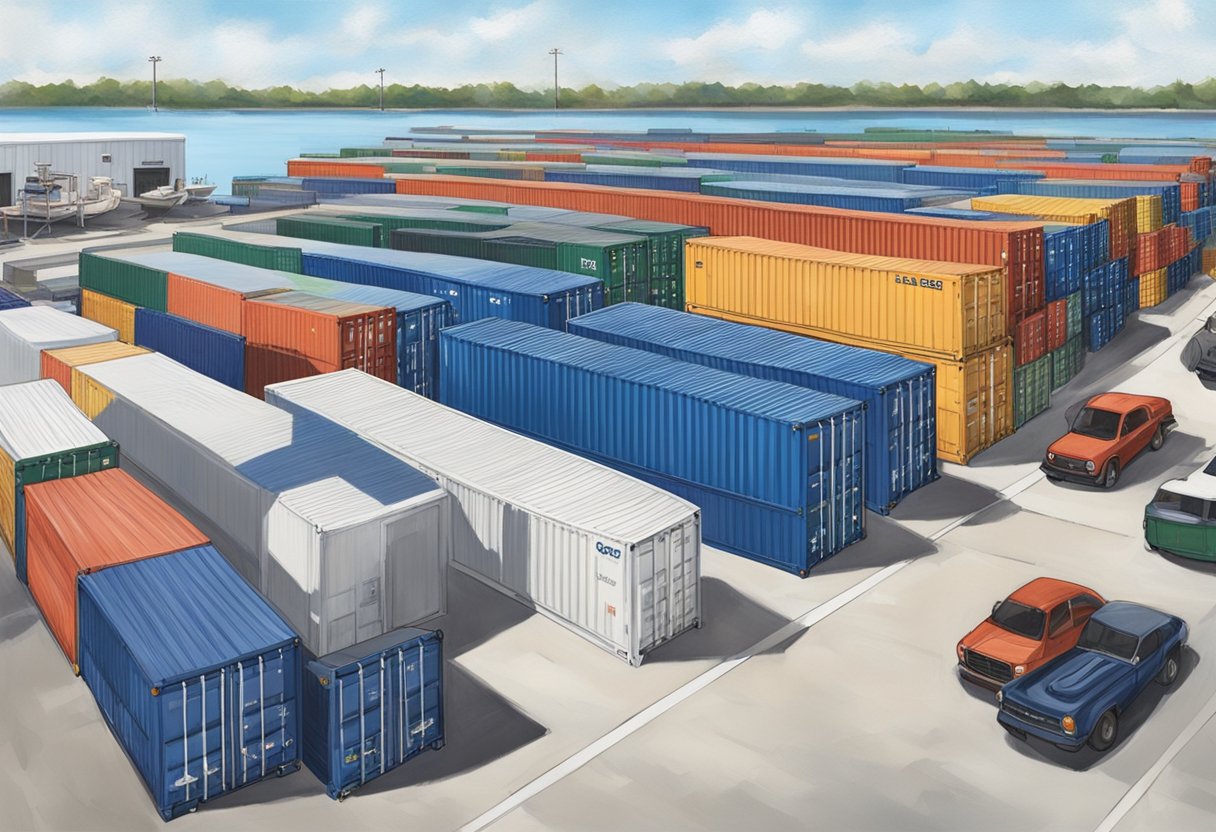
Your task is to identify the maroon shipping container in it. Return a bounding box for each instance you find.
[1014,308,1048,366]
[1045,299,1068,351]
[1134,226,1193,276]
[241,291,396,398]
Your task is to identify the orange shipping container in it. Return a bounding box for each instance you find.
[392,175,1046,322]
[242,291,397,398]
[40,342,148,395]
[80,289,136,343]
[684,236,1006,360]
[992,160,1190,181]
[167,271,289,334]
[285,161,386,179]
[25,467,209,670]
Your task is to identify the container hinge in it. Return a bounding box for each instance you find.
[410,718,434,736]
[174,773,199,788]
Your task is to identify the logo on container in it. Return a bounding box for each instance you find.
[580,257,598,271]
[596,541,622,559]
[894,275,944,291]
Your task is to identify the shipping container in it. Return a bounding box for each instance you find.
[1013,353,1052,427]
[1014,308,1048,366]
[567,303,936,514]
[78,250,169,310]
[899,166,1044,190]
[700,180,934,213]
[277,215,383,248]
[300,177,397,196]
[439,318,864,575]
[999,179,1182,225]
[1050,335,1085,389]
[1045,298,1068,351]
[40,342,148,395]
[77,545,301,820]
[163,255,295,334]
[174,231,304,272]
[280,276,452,398]
[388,176,1045,324]
[80,288,137,343]
[77,352,451,656]
[0,305,116,386]
[302,627,443,800]
[25,467,209,668]
[287,161,385,178]
[0,286,30,311]
[684,153,910,181]
[134,308,247,391]
[1134,195,1165,234]
[971,194,1136,260]
[684,236,1005,361]
[266,370,701,665]
[0,380,118,583]
[243,291,397,398]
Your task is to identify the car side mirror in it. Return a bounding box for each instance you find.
[1132,656,1141,665]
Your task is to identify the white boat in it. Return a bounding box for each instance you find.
[184,176,216,201]
[136,179,190,208]
[0,167,123,223]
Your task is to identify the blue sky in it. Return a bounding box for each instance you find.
[0,0,1203,90]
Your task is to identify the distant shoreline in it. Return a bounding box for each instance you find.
[6,105,1216,114]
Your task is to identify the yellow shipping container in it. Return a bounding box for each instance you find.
[1203,247,1216,278]
[1140,267,1168,308]
[1134,195,1164,234]
[70,369,115,421]
[684,236,1006,361]
[0,448,14,558]
[80,289,137,343]
[971,194,1137,260]
[498,151,526,161]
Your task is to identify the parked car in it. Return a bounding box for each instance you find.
[957,578,1106,689]
[1180,313,1216,385]
[1041,393,1176,488]
[997,601,1187,752]
[1145,457,1216,563]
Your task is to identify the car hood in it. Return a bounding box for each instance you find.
[1006,649,1132,712]
[963,621,1040,664]
[1049,432,1111,461]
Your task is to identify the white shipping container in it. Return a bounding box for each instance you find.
[265,369,701,666]
[0,306,116,386]
[78,353,450,655]
[0,379,111,460]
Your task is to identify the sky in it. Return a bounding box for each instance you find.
[0,0,1207,91]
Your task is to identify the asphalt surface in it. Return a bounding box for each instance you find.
[2,223,1215,831]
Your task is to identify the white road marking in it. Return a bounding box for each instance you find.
[460,559,912,832]
[1094,686,1216,832]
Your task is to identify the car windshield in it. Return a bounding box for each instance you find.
[1071,407,1122,440]
[1205,457,1216,476]
[1077,619,1139,661]
[991,600,1045,639]
[1152,488,1210,519]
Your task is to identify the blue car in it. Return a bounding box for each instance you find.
[997,601,1187,752]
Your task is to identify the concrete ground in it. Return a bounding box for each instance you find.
[2,223,1216,830]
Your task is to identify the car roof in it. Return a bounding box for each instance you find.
[1008,577,1102,609]
[1086,393,1166,413]
[1091,601,1173,637]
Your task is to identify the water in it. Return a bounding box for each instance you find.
[3,106,1216,195]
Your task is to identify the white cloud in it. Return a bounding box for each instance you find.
[665,9,807,66]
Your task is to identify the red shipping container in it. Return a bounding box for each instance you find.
[391,175,1045,324]
[286,161,385,179]
[1014,308,1048,366]
[167,272,288,335]
[25,468,209,670]
[992,160,1189,181]
[1045,299,1068,351]
[1181,181,1200,212]
[242,291,397,398]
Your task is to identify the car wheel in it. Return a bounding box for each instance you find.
[1158,648,1181,686]
[1150,427,1165,451]
[1102,460,1120,489]
[1089,709,1118,752]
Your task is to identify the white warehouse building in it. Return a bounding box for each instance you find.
[0,132,186,207]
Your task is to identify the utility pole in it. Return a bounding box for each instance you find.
[548,48,562,110]
[148,56,162,111]
[376,68,386,111]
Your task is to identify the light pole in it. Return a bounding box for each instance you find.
[148,56,162,111]
[548,48,562,110]
[376,68,386,111]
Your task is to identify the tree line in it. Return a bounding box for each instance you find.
[5,77,1216,109]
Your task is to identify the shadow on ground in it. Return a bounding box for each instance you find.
[890,474,999,523]
[646,576,794,663]
[812,513,938,574]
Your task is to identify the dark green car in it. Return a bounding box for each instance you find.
[1145,458,1216,562]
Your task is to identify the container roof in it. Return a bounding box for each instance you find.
[0,379,109,461]
[0,305,116,346]
[111,250,297,294]
[78,546,296,686]
[0,132,185,144]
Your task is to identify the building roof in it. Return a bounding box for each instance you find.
[0,132,185,145]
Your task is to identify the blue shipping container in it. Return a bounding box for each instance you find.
[77,546,301,821]
[684,153,908,182]
[544,170,702,193]
[302,628,443,800]
[298,244,602,331]
[134,308,246,390]
[300,177,397,195]
[567,303,936,514]
[700,180,924,212]
[0,286,30,311]
[899,166,1044,190]
[440,318,866,575]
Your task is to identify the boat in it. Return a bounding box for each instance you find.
[184,176,217,201]
[136,179,190,208]
[0,165,123,223]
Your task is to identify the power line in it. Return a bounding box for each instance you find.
[548,48,562,110]
[148,56,162,112]
[376,68,386,111]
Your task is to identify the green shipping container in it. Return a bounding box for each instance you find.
[78,251,168,311]
[299,152,341,158]
[1051,335,1085,390]
[590,219,708,310]
[1014,353,1052,428]
[382,162,430,174]
[448,204,511,215]
[339,147,390,158]
[1065,292,1082,340]
[338,214,506,244]
[581,154,688,167]
[276,215,381,248]
[173,232,303,273]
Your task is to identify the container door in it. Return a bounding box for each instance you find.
[162,672,225,815]
[334,658,388,791]
[231,648,295,787]
[385,505,444,629]
[393,637,442,762]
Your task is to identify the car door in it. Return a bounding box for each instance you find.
[1118,407,1153,459]
[1132,629,1162,695]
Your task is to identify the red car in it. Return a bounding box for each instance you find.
[1040,393,1175,488]
[957,578,1107,689]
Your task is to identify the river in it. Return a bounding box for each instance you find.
[3,107,1216,195]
